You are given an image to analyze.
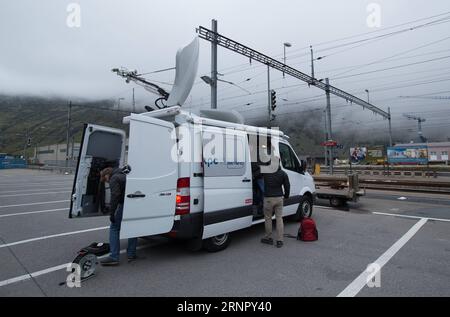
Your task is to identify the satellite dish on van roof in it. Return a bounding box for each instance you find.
[166,37,199,107]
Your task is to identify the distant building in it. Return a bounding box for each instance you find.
[395,142,450,163]
[34,143,80,166]
[34,139,129,166]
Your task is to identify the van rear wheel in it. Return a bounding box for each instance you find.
[203,233,231,252]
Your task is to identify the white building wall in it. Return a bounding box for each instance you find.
[36,143,80,165]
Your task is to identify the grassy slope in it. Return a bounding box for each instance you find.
[1,94,327,159]
[0,95,128,156]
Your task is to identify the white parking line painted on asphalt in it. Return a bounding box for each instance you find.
[0,178,72,181]
[0,187,69,194]
[0,200,69,208]
[0,186,71,191]
[0,226,108,249]
[0,264,69,287]
[0,208,69,218]
[0,181,71,186]
[0,185,71,190]
[337,218,428,297]
[0,244,151,287]
[315,206,335,210]
[373,212,450,223]
[0,191,71,198]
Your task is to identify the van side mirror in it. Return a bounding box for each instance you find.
[300,160,307,174]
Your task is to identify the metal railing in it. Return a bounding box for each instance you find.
[319,165,450,178]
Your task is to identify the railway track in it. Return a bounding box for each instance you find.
[314,175,450,194]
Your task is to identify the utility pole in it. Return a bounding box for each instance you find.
[388,107,393,147]
[267,65,271,127]
[211,19,218,109]
[325,78,333,175]
[71,135,75,161]
[65,101,72,168]
[132,88,136,113]
[310,46,315,80]
[283,42,291,78]
[23,128,29,161]
[323,109,328,167]
[418,120,423,138]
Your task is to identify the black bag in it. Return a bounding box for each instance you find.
[80,242,110,256]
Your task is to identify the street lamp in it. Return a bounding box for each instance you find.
[365,89,370,103]
[283,42,292,78]
[201,75,252,95]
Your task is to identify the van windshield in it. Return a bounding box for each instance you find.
[279,143,301,173]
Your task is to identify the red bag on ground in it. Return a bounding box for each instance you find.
[297,218,318,241]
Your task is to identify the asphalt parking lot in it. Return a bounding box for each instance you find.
[0,169,449,297]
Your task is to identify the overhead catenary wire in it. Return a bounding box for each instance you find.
[192,13,450,86]
[290,11,450,54]
[187,13,450,139]
[194,68,450,113]
[237,88,450,122]
[213,11,450,76]
[330,35,450,78]
[332,55,450,81]
[313,16,450,55]
[191,50,450,110]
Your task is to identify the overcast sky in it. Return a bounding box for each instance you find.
[1,0,450,138]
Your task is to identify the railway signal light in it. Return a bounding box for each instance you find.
[271,90,277,111]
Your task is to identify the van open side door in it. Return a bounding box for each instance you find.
[202,127,253,239]
[70,124,126,218]
[120,114,178,239]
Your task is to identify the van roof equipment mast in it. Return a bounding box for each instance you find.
[112,68,170,109]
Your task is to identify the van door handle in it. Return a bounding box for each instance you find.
[242,178,251,183]
[127,191,146,198]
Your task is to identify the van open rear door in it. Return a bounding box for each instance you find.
[120,114,178,239]
[70,124,126,218]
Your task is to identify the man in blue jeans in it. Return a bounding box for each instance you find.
[99,167,137,266]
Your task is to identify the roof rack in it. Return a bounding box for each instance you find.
[124,106,285,138]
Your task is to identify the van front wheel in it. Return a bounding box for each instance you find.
[291,196,313,221]
[203,233,231,252]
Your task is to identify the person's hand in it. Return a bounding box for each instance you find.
[110,212,115,223]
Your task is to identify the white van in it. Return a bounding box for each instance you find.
[69,106,316,252]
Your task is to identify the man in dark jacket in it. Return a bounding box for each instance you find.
[99,167,138,266]
[252,162,264,215]
[261,160,290,248]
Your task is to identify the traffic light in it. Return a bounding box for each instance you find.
[27,137,31,147]
[270,90,276,111]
